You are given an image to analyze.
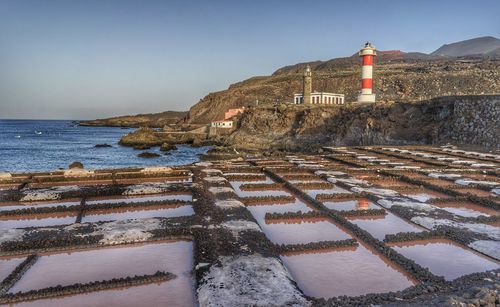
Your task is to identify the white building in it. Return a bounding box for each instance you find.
[293,92,344,105]
[211,120,233,128]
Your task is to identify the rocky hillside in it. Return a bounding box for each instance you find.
[431,36,500,57]
[185,55,500,124]
[224,95,499,151]
[80,111,187,128]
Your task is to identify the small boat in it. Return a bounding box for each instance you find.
[15,135,21,138]
[35,131,42,135]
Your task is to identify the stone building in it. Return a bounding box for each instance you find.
[209,107,246,136]
[211,120,233,128]
[224,107,245,120]
[303,65,312,104]
[293,65,345,105]
[293,92,345,105]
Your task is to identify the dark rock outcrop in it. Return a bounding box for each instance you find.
[69,162,84,169]
[224,95,499,151]
[137,152,160,158]
[119,127,208,148]
[94,144,112,148]
[119,128,165,147]
[160,143,177,152]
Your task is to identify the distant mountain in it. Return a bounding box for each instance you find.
[80,111,187,128]
[431,36,500,57]
[486,47,500,58]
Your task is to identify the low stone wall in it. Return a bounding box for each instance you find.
[451,95,499,148]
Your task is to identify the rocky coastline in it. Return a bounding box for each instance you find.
[79,111,187,128]
[114,95,499,154]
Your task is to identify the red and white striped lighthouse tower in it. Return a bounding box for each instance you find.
[357,42,377,103]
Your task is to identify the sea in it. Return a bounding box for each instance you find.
[0,120,211,173]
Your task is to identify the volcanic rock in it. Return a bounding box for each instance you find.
[137,152,161,158]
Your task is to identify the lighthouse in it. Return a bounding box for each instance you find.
[303,65,312,104]
[357,42,377,103]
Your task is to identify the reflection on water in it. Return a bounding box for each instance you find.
[0,212,77,229]
[324,199,378,211]
[433,201,499,218]
[10,241,195,307]
[280,244,415,298]
[228,178,277,196]
[86,193,192,205]
[390,239,499,280]
[0,200,81,212]
[0,257,26,281]
[258,220,351,245]
[404,190,452,202]
[247,200,314,224]
[229,185,291,198]
[349,212,423,241]
[10,241,194,294]
[81,205,194,223]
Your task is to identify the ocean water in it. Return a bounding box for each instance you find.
[0,120,210,173]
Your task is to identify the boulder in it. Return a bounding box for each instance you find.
[95,143,112,148]
[160,143,177,152]
[137,152,161,158]
[119,127,164,147]
[69,161,84,169]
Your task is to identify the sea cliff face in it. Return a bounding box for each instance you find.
[224,95,500,151]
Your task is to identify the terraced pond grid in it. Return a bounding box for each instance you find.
[0,147,499,306]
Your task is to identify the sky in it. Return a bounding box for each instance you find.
[0,0,499,120]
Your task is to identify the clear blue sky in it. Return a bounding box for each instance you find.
[0,0,498,120]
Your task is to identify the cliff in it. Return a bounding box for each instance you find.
[224,95,500,151]
[185,55,500,124]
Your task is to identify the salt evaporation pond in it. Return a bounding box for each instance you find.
[280,244,415,298]
[433,201,499,218]
[9,241,195,306]
[229,184,292,198]
[247,199,314,224]
[0,257,26,281]
[86,193,193,205]
[0,212,77,229]
[323,199,379,211]
[390,239,499,280]
[258,219,351,245]
[0,200,81,212]
[81,205,194,223]
[303,186,351,199]
[349,212,424,241]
